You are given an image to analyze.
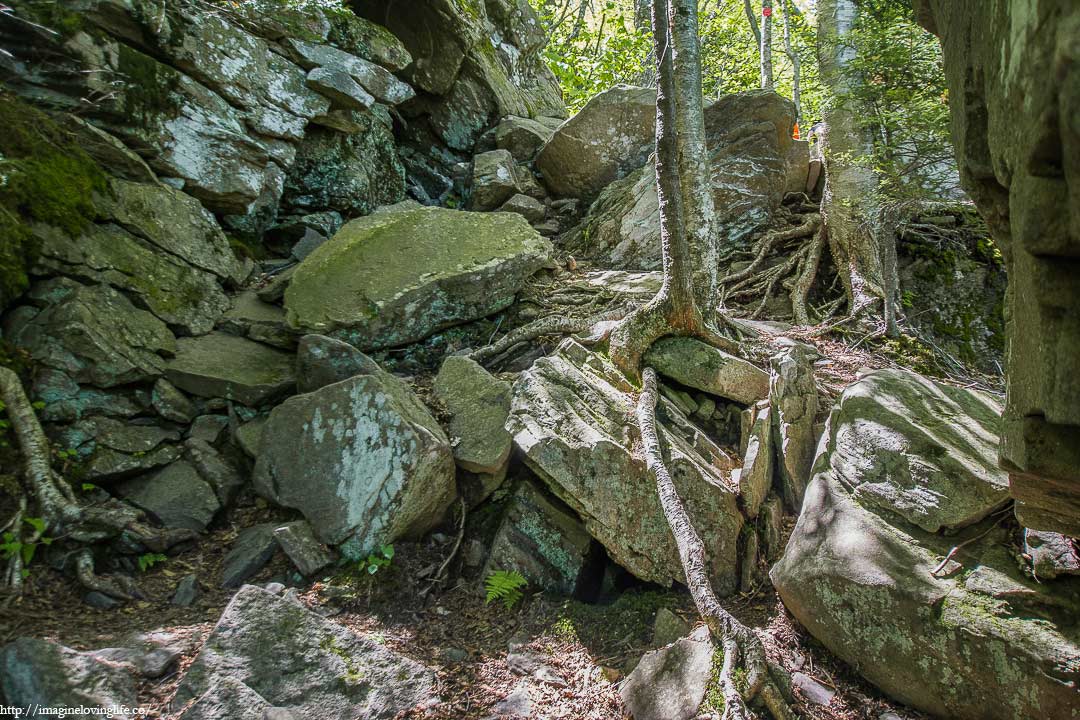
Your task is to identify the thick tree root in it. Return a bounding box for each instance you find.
[469,304,632,364]
[0,367,193,599]
[719,212,820,288]
[637,367,793,720]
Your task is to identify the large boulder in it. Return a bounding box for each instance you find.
[284,206,553,350]
[253,368,456,556]
[645,336,770,406]
[470,149,520,211]
[566,90,796,270]
[495,115,558,161]
[535,85,656,199]
[172,585,438,719]
[913,0,1080,537]
[771,368,1080,720]
[507,339,743,593]
[619,626,714,720]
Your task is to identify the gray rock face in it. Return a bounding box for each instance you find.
[619,626,714,720]
[495,116,557,161]
[484,479,594,597]
[434,356,512,476]
[116,460,220,532]
[166,333,296,407]
[218,291,295,350]
[507,340,743,592]
[535,85,656,198]
[288,40,414,105]
[471,149,521,211]
[6,281,175,389]
[284,207,553,350]
[53,416,181,483]
[172,586,438,719]
[771,368,1080,720]
[34,222,231,336]
[1024,530,1080,580]
[305,66,375,110]
[769,343,819,511]
[645,337,770,406]
[282,118,405,218]
[253,371,456,554]
[152,379,196,424]
[567,90,796,270]
[913,0,1080,538]
[734,401,773,519]
[185,438,246,506]
[0,637,139,713]
[297,334,383,393]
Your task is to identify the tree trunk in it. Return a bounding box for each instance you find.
[760,0,774,89]
[817,0,896,328]
[743,0,762,47]
[635,0,657,87]
[781,0,800,123]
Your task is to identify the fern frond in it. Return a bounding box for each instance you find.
[484,570,527,609]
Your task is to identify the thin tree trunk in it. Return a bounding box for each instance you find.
[760,0,774,89]
[635,0,657,87]
[743,0,762,46]
[781,0,800,122]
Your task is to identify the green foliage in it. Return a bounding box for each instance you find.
[484,569,527,609]
[529,1,822,119]
[0,517,54,579]
[0,95,108,311]
[137,552,167,572]
[835,0,954,200]
[362,543,394,575]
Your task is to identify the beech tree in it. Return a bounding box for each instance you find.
[760,0,774,89]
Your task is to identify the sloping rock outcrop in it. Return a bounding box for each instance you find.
[771,368,1080,720]
[284,206,554,350]
[565,90,797,270]
[507,339,744,593]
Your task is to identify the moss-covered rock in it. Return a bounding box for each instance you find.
[771,368,1080,719]
[0,95,108,311]
[284,206,553,350]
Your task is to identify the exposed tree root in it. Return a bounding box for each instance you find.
[637,368,793,720]
[719,212,820,287]
[469,304,632,364]
[0,367,194,599]
[790,224,827,325]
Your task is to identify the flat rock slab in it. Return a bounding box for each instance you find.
[771,368,1080,720]
[284,206,553,350]
[619,626,713,720]
[253,370,456,553]
[172,586,438,719]
[507,339,743,593]
[645,336,769,405]
[166,332,296,407]
[274,520,336,577]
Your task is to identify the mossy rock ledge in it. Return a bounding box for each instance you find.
[283,206,554,350]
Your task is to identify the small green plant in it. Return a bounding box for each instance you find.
[0,517,53,578]
[485,570,527,609]
[137,552,167,572]
[362,544,394,575]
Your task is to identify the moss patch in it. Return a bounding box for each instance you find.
[116,44,181,122]
[0,95,108,311]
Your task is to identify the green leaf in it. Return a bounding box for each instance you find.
[23,516,45,533]
[380,544,394,560]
